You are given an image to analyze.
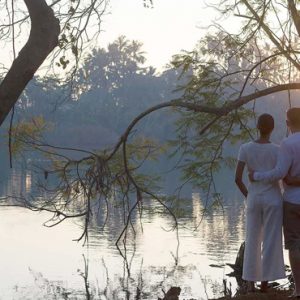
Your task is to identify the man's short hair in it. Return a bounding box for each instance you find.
[287,107,300,127]
[257,113,274,135]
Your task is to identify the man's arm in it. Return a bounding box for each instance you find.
[253,142,292,182]
[235,160,248,197]
[284,175,300,186]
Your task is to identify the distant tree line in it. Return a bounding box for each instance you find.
[7,36,180,151]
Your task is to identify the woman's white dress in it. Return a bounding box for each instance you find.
[238,141,285,281]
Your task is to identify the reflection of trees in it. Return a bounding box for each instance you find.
[0,168,246,260]
[0,166,33,199]
[87,191,245,265]
[191,193,245,262]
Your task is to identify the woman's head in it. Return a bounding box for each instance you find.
[257,113,274,136]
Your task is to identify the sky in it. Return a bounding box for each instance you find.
[0,0,221,73]
[98,0,218,70]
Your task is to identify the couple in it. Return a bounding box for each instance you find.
[235,107,300,296]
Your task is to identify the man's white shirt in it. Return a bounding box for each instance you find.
[254,132,300,204]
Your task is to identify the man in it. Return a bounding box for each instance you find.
[249,107,300,297]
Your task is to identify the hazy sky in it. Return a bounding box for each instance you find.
[98,0,218,70]
[0,0,220,72]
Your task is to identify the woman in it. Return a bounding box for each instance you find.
[235,113,285,292]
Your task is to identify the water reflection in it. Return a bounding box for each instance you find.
[0,168,250,299]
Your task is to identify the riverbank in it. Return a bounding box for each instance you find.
[214,289,292,300]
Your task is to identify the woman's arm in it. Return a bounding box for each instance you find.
[235,160,248,197]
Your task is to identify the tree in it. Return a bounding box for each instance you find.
[0,0,59,126]
[0,0,108,126]
[4,0,300,247]
[72,36,178,133]
[12,36,179,147]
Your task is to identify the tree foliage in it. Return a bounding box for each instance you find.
[3,0,300,246]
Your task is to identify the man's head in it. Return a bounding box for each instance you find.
[287,108,300,132]
[257,113,274,136]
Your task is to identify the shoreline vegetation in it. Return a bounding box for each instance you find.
[157,287,293,300]
[214,289,293,300]
[210,241,293,300]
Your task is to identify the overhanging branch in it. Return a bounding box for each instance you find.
[107,82,300,160]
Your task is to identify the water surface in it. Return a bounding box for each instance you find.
[0,168,276,299]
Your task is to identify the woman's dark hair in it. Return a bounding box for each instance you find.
[257,113,274,135]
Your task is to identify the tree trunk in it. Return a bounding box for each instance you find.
[0,0,60,126]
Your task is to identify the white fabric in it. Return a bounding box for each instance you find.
[243,191,285,281]
[238,142,280,195]
[238,142,285,281]
[254,132,300,205]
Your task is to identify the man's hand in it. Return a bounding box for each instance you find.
[248,168,255,182]
[283,174,293,185]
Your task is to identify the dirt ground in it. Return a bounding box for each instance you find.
[214,289,294,300]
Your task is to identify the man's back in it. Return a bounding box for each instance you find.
[282,132,300,203]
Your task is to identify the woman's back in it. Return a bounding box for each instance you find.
[238,141,280,195]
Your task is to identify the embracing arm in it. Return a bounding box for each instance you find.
[253,143,292,182]
[235,161,248,198]
[284,175,300,186]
